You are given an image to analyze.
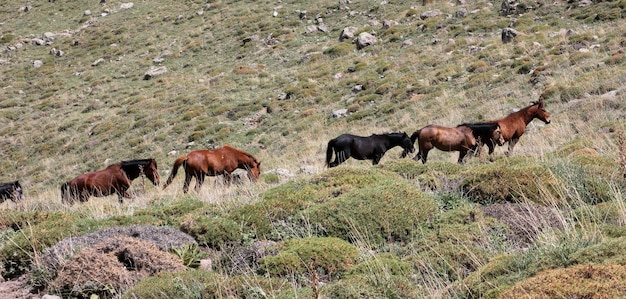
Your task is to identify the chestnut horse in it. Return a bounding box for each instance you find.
[410,123,503,164]
[61,159,160,204]
[325,132,415,168]
[163,145,261,193]
[479,100,551,158]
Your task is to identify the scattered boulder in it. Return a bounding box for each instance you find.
[420,9,442,20]
[339,26,357,41]
[120,2,134,9]
[354,31,377,49]
[91,57,105,66]
[382,20,398,29]
[144,66,167,80]
[264,168,294,178]
[331,108,349,118]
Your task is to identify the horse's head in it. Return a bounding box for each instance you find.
[248,161,261,182]
[12,181,24,201]
[492,125,505,146]
[144,159,161,186]
[400,132,416,158]
[533,100,551,124]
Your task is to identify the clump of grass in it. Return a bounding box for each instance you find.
[258,237,359,282]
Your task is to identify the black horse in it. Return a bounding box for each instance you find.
[326,132,415,167]
[0,180,24,203]
[459,122,505,156]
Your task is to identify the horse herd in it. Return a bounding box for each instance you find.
[1,145,261,205]
[326,100,551,166]
[0,100,550,205]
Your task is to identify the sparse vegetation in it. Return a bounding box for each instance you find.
[1,0,625,297]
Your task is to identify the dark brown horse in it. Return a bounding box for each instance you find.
[61,159,160,204]
[325,132,415,168]
[410,123,503,164]
[163,145,261,193]
[0,180,24,203]
[479,99,551,157]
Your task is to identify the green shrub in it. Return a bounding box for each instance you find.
[463,253,530,299]
[322,274,422,299]
[550,154,623,204]
[232,168,413,240]
[348,254,412,276]
[170,243,208,268]
[499,263,626,299]
[179,215,241,249]
[461,158,562,205]
[123,269,290,298]
[571,237,626,265]
[301,179,436,245]
[258,237,359,281]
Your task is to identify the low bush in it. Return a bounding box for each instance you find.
[258,237,359,282]
[300,178,436,245]
[322,274,422,299]
[123,270,289,298]
[499,263,626,299]
[461,158,562,205]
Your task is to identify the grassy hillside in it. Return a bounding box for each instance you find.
[1,0,623,192]
[1,0,625,298]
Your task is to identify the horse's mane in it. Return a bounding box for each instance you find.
[0,181,19,191]
[373,132,406,137]
[121,159,154,167]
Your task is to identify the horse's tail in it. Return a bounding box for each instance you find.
[325,139,336,168]
[163,155,187,189]
[410,129,421,144]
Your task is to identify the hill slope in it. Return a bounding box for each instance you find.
[1,0,625,192]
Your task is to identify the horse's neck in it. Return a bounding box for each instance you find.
[121,164,143,180]
[387,135,403,147]
[520,105,539,124]
[504,106,536,125]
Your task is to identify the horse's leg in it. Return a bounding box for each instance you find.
[372,153,383,165]
[119,190,132,204]
[183,173,192,193]
[458,150,468,164]
[506,138,519,157]
[195,173,205,192]
[413,151,427,163]
[332,150,348,167]
[487,142,495,155]
[225,172,233,185]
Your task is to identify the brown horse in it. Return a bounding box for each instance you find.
[61,159,160,204]
[410,123,503,164]
[479,100,551,157]
[163,145,261,193]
